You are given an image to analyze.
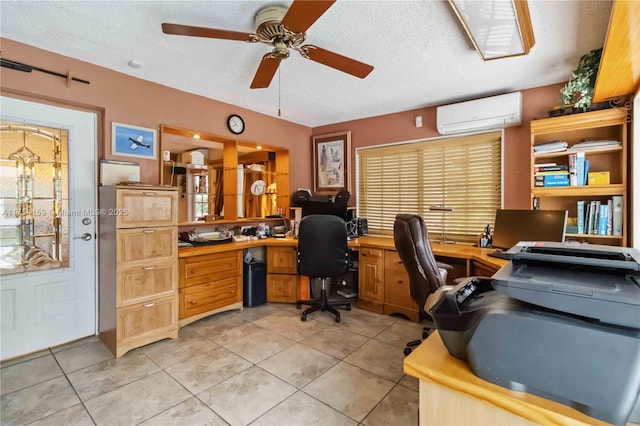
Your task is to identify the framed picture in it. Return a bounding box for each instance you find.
[312,131,351,193]
[111,122,157,159]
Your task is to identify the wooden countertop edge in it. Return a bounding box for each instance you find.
[404,332,611,426]
[178,235,509,269]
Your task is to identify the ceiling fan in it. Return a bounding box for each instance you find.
[162,0,374,89]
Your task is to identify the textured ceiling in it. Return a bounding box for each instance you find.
[0,0,613,127]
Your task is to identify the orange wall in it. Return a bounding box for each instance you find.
[314,83,565,209]
[0,38,312,188]
[1,37,565,209]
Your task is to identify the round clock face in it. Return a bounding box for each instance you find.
[227,114,245,134]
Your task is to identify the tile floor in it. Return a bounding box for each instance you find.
[1,303,428,426]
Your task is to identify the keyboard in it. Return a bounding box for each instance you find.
[487,250,513,260]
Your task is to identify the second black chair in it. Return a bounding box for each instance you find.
[296,214,351,322]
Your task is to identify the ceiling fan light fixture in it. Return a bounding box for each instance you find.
[449,0,535,60]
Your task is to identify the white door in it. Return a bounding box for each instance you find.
[0,96,97,360]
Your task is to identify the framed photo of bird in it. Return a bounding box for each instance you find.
[111,122,157,159]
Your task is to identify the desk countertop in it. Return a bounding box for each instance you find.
[404,332,612,426]
[178,235,508,269]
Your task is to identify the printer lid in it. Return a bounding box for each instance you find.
[494,243,640,328]
[505,242,640,272]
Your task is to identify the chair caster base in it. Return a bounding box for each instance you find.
[403,347,413,356]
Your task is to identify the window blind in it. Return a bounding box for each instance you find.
[358,132,501,243]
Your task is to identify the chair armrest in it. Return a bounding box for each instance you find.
[436,261,453,270]
[425,285,454,314]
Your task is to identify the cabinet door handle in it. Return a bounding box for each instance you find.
[190,300,197,305]
[189,269,196,274]
[142,192,156,196]
[143,302,156,308]
[143,229,156,233]
[143,266,156,270]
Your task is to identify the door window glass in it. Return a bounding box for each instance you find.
[0,120,69,274]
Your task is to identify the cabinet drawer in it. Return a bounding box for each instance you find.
[179,276,241,319]
[360,247,383,259]
[267,246,298,274]
[266,274,298,303]
[384,273,417,310]
[117,227,177,264]
[116,295,177,344]
[117,261,177,307]
[384,250,407,275]
[181,251,241,287]
[116,189,177,228]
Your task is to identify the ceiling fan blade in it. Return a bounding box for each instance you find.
[281,0,336,34]
[250,55,282,89]
[302,46,373,79]
[162,23,256,42]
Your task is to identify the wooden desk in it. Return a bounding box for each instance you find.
[178,236,507,270]
[404,332,614,426]
[177,236,508,325]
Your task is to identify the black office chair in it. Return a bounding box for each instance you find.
[296,214,351,322]
[394,214,455,355]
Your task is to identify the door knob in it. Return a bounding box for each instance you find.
[75,233,92,241]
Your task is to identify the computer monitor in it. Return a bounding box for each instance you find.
[301,200,348,221]
[492,209,568,250]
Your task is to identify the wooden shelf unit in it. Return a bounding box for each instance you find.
[99,185,179,357]
[530,108,629,246]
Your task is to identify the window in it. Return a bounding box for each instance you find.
[357,131,501,243]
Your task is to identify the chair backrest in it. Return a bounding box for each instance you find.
[297,214,349,279]
[393,214,445,312]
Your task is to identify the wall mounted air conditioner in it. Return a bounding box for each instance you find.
[437,91,522,135]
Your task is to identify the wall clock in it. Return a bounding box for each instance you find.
[227,114,245,135]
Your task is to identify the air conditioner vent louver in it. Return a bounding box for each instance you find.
[437,92,522,135]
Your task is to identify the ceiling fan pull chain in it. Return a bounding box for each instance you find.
[278,67,282,117]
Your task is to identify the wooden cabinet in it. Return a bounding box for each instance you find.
[470,260,500,277]
[99,186,179,357]
[357,247,384,313]
[530,108,629,246]
[266,246,299,302]
[383,250,419,322]
[178,249,243,326]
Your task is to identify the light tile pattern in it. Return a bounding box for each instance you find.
[1,303,422,425]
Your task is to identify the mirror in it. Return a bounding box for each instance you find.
[160,125,289,223]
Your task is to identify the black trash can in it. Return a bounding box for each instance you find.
[243,260,266,307]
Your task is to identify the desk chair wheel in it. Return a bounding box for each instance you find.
[301,313,307,321]
[296,302,302,309]
[403,347,413,356]
[335,314,341,322]
[346,305,351,311]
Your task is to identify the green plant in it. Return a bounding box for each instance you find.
[559,48,602,111]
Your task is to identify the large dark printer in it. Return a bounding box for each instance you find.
[430,242,640,425]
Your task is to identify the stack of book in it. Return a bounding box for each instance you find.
[534,163,569,187]
[533,140,568,154]
[575,196,623,236]
[571,140,621,150]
